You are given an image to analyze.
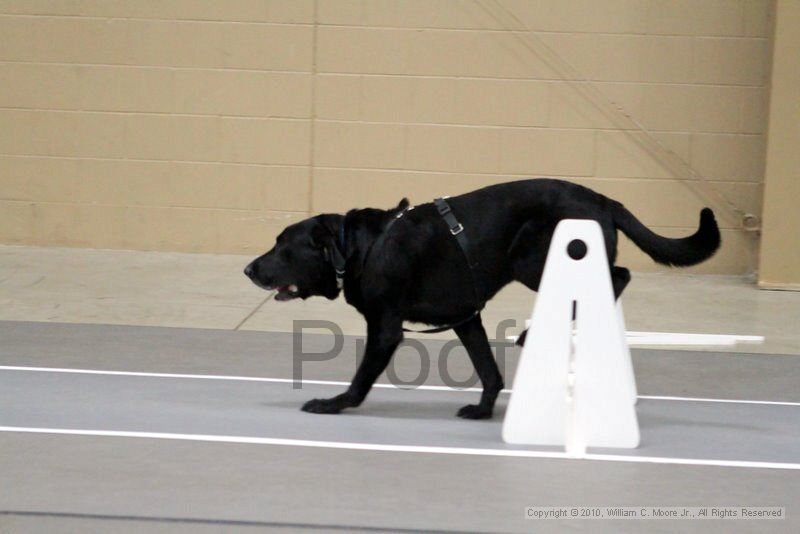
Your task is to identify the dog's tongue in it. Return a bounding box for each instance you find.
[274,284,299,301]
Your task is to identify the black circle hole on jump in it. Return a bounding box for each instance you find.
[567,239,588,260]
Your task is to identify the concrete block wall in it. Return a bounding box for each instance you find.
[0,0,774,273]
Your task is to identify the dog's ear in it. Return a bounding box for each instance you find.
[310,215,339,250]
[310,223,333,250]
[396,198,410,210]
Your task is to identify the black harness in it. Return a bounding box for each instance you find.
[328,197,484,334]
[433,197,485,311]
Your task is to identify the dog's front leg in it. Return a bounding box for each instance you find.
[301,314,403,414]
[453,314,504,419]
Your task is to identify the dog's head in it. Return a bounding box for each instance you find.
[244,214,344,301]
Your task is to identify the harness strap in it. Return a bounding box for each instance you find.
[386,205,414,233]
[402,198,484,334]
[401,310,480,334]
[330,201,485,334]
[433,197,485,310]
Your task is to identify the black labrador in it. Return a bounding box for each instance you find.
[244,179,720,419]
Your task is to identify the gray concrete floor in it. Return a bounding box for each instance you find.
[2,321,799,533]
[3,361,800,464]
[2,245,800,532]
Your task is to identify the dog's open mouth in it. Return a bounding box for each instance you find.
[271,284,300,301]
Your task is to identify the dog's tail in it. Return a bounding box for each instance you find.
[611,202,721,267]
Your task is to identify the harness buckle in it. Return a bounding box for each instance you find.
[450,223,464,235]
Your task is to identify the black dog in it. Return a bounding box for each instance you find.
[245,179,720,419]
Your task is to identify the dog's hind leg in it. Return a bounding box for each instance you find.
[453,314,504,419]
[508,217,554,293]
[512,266,632,349]
[508,217,633,346]
[302,313,403,414]
[612,266,631,298]
[508,218,554,347]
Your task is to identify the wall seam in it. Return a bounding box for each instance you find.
[307,0,319,214]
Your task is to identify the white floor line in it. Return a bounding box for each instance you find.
[0,426,798,471]
[2,365,800,407]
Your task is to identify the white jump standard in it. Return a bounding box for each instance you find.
[504,219,641,454]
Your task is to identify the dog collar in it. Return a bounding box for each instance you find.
[330,220,347,290]
[336,205,414,291]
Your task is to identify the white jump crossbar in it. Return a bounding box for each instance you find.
[625,332,764,347]
[508,332,765,347]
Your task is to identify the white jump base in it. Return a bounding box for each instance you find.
[501,219,764,457]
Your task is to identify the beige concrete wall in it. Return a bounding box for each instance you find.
[0,0,774,273]
[758,0,800,289]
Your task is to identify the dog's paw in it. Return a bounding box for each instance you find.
[456,404,493,420]
[515,328,528,347]
[301,394,354,414]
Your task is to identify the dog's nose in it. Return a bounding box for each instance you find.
[244,263,255,279]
